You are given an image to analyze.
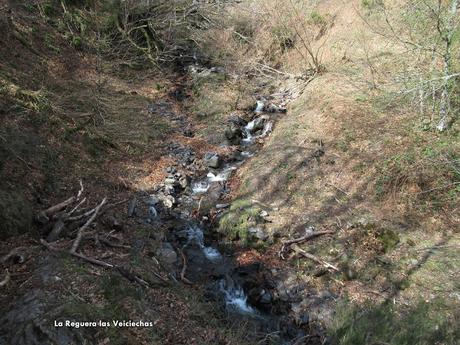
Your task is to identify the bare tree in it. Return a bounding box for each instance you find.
[360,0,460,130]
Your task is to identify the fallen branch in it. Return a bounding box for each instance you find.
[40,239,113,268]
[71,197,107,254]
[292,244,339,272]
[279,230,335,259]
[39,196,76,221]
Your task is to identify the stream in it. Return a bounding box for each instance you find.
[146,91,329,343]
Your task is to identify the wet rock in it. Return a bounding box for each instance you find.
[225,123,243,145]
[203,152,221,169]
[158,242,177,265]
[166,166,177,174]
[164,177,179,187]
[260,121,273,137]
[229,150,245,162]
[228,114,248,126]
[159,194,175,208]
[248,115,269,134]
[147,195,160,206]
[163,185,175,196]
[259,290,272,304]
[168,143,196,166]
[178,175,190,189]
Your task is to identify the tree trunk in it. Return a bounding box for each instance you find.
[437,0,458,131]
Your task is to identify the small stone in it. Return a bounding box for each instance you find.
[147,195,160,206]
[178,175,190,189]
[160,195,175,208]
[225,123,243,145]
[164,177,178,186]
[248,227,269,241]
[319,291,334,299]
[203,152,221,169]
[158,243,177,265]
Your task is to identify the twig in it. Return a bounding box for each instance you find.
[179,248,193,285]
[326,183,349,196]
[292,244,340,272]
[71,197,107,254]
[76,180,84,200]
[67,197,87,217]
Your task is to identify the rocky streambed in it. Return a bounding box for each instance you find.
[142,90,334,344]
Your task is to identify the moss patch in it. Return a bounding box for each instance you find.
[217,199,262,246]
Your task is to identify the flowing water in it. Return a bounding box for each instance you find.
[184,224,222,262]
[173,97,296,326]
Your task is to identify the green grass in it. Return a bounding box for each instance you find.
[218,199,262,246]
[330,298,460,345]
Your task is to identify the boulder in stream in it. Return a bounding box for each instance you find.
[203,152,222,169]
[225,123,243,145]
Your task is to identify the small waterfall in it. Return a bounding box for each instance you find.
[185,225,222,262]
[219,279,256,315]
[241,151,254,158]
[255,100,265,113]
[207,166,236,182]
[192,181,209,194]
[242,119,256,144]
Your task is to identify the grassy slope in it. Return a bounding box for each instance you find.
[227,0,460,343]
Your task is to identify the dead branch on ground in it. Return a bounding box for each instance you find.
[279,230,335,259]
[291,244,340,272]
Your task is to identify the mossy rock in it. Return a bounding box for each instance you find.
[217,199,262,246]
[0,190,33,239]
